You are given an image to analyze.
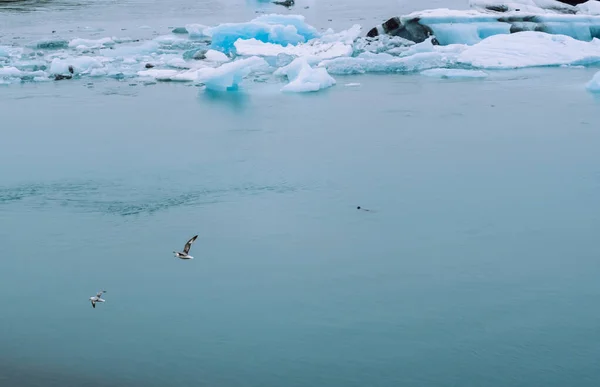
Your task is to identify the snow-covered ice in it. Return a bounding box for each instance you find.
[457,31,600,68]
[274,57,336,92]
[197,56,269,91]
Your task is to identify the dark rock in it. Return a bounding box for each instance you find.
[54,74,72,81]
[273,0,294,7]
[367,17,438,44]
[145,63,155,69]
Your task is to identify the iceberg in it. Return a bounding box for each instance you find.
[367,2,600,45]
[274,57,336,92]
[457,31,600,68]
[196,56,269,91]
[205,14,320,52]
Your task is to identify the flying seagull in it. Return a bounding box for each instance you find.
[174,235,198,260]
[90,290,106,309]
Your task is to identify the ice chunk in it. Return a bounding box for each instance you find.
[137,69,180,80]
[234,38,352,62]
[585,69,600,92]
[185,24,210,38]
[274,57,336,92]
[205,14,319,53]
[196,56,269,91]
[345,82,361,87]
[167,57,192,69]
[69,37,115,49]
[204,49,230,62]
[469,0,579,14]
[578,1,600,16]
[458,31,600,68]
[420,68,488,78]
[50,56,105,74]
[319,48,462,75]
[0,67,22,78]
[319,24,362,44]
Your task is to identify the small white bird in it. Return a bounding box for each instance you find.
[173,235,198,260]
[90,290,106,308]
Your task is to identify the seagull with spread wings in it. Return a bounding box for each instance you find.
[173,235,198,260]
[90,290,106,309]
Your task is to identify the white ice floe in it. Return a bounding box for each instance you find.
[457,31,600,68]
[420,68,488,78]
[275,57,336,92]
[204,49,230,63]
[49,56,108,74]
[197,56,269,91]
[0,66,23,78]
[69,37,115,49]
[234,38,352,63]
[185,24,210,38]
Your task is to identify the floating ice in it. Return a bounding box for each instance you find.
[205,14,319,52]
[585,69,600,92]
[0,67,23,78]
[234,38,352,63]
[319,49,461,75]
[319,24,362,44]
[196,56,269,91]
[185,24,210,38]
[137,69,180,81]
[421,68,488,78]
[469,0,579,14]
[69,37,115,49]
[457,31,600,68]
[345,82,361,87]
[204,49,230,63]
[275,57,336,92]
[50,56,106,74]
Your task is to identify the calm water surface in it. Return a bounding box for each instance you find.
[2,1,600,386]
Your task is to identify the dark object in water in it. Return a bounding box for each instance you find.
[367,17,439,45]
[145,63,155,69]
[273,0,294,7]
[68,65,74,74]
[54,74,72,81]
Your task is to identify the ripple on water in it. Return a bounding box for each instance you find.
[0,180,296,216]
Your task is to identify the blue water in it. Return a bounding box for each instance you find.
[3,1,600,386]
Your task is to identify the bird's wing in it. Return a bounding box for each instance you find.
[91,300,95,308]
[183,235,198,255]
[96,290,106,298]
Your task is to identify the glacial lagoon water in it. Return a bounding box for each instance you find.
[3,1,600,386]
